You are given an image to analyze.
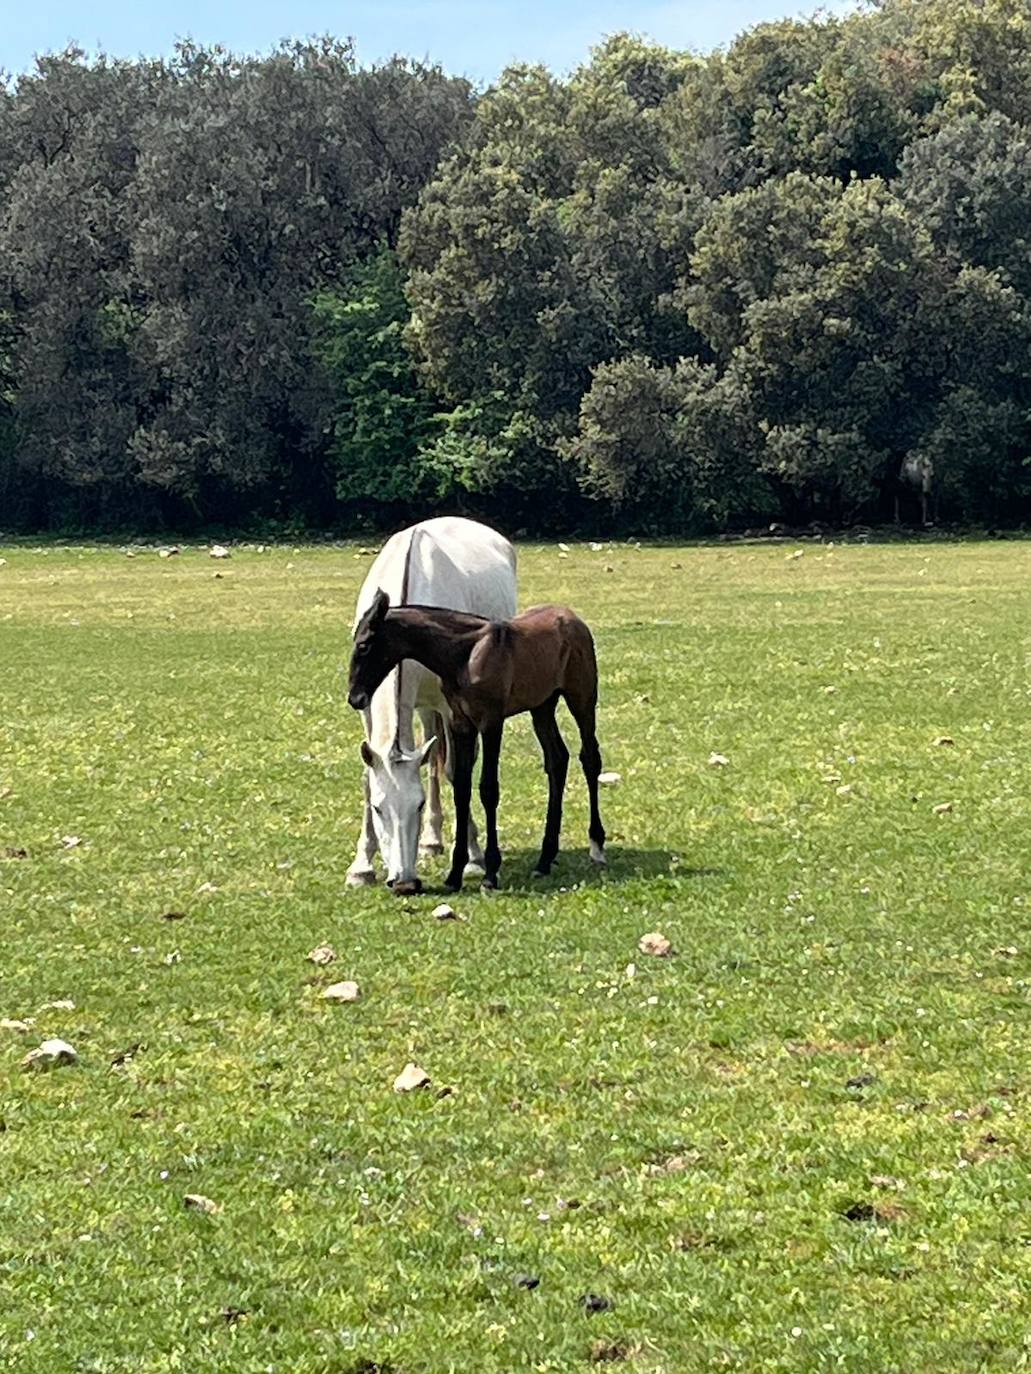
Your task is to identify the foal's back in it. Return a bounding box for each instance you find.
[468,604,597,717]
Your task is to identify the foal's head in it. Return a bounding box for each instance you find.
[348,588,396,711]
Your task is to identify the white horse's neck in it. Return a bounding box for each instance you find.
[367,529,422,754]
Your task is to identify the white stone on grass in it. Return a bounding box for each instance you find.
[638,931,673,958]
[393,1062,431,1093]
[183,1193,221,1214]
[22,1038,77,1071]
[323,980,361,1003]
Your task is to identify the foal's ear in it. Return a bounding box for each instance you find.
[360,740,379,770]
[370,587,390,622]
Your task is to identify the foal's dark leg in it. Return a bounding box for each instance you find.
[444,725,476,892]
[478,722,504,890]
[564,690,606,865]
[531,698,568,876]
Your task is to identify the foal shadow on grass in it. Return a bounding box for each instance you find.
[427,846,723,896]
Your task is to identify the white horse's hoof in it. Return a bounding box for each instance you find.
[419,843,445,858]
[346,870,376,887]
[589,842,607,867]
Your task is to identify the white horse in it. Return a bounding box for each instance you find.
[347,517,517,894]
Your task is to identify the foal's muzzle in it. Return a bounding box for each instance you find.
[348,689,370,711]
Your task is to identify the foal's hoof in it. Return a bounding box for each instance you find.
[443,872,465,893]
[531,865,552,879]
[481,878,499,894]
[346,869,376,887]
[589,841,607,867]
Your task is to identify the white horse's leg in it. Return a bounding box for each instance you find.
[346,766,378,886]
[418,708,445,857]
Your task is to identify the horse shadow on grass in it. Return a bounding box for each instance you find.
[427,846,724,897]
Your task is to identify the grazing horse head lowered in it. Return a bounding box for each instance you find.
[349,589,607,894]
[358,735,436,894]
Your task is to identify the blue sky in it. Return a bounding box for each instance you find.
[5,0,857,85]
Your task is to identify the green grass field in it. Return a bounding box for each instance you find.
[1,537,1029,1373]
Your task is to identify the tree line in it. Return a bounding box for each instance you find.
[1,0,1029,535]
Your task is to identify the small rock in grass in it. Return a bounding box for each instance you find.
[932,735,954,747]
[0,1018,32,1033]
[307,944,336,966]
[432,902,460,921]
[590,1338,632,1363]
[323,980,360,1003]
[841,1200,875,1222]
[514,1273,541,1290]
[158,546,180,559]
[869,1174,905,1191]
[60,835,82,849]
[559,542,571,553]
[708,752,730,767]
[393,1062,431,1093]
[604,564,614,573]
[841,1199,905,1224]
[638,931,673,958]
[457,1212,483,1238]
[846,1073,877,1089]
[2,847,28,859]
[932,801,954,814]
[111,1042,143,1067]
[161,910,187,922]
[40,998,75,1011]
[210,544,231,559]
[579,1292,613,1314]
[22,1038,77,1071]
[183,1193,222,1215]
[220,1306,247,1325]
[597,771,621,787]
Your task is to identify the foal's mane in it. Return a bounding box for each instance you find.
[395,603,492,634]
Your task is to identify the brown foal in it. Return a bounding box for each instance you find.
[347,590,607,891]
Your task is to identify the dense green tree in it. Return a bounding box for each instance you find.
[569,354,764,526]
[0,43,472,527]
[0,52,165,523]
[312,247,445,505]
[0,3,1028,533]
[899,113,1031,293]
